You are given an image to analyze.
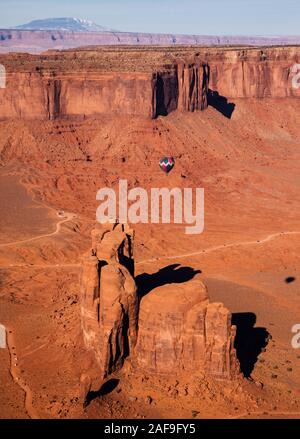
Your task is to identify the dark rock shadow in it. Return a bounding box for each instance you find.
[156,73,168,116]
[85,378,119,406]
[232,312,269,378]
[118,237,134,277]
[208,89,235,119]
[136,263,201,298]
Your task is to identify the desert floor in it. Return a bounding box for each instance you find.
[0,99,300,418]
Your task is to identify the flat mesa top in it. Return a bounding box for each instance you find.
[140,276,209,312]
[0,45,299,74]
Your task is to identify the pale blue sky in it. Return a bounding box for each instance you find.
[0,0,299,35]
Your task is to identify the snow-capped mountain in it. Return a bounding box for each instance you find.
[13,17,116,32]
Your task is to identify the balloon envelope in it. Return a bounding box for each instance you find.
[159,157,175,174]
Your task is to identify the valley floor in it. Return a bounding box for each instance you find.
[0,99,300,418]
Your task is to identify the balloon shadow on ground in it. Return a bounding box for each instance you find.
[232,312,269,378]
[136,263,201,298]
[285,276,296,284]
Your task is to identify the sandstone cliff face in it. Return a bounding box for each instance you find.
[151,68,178,118]
[204,48,300,98]
[80,223,138,379]
[0,66,208,120]
[135,279,238,379]
[0,62,208,120]
[80,226,239,390]
[177,62,209,112]
[151,62,209,117]
[0,73,49,119]
[0,72,154,120]
[1,47,298,122]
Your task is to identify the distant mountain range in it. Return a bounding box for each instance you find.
[13,17,116,32]
[0,17,299,54]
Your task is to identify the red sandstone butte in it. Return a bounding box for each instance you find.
[80,225,239,398]
[0,47,299,123]
[135,280,238,379]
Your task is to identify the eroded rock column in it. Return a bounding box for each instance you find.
[80,223,138,380]
[177,62,209,112]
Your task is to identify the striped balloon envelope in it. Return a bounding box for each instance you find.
[159,157,175,174]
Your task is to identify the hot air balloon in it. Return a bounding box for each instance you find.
[159,157,175,174]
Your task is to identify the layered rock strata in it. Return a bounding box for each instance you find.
[0,62,209,120]
[0,47,299,121]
